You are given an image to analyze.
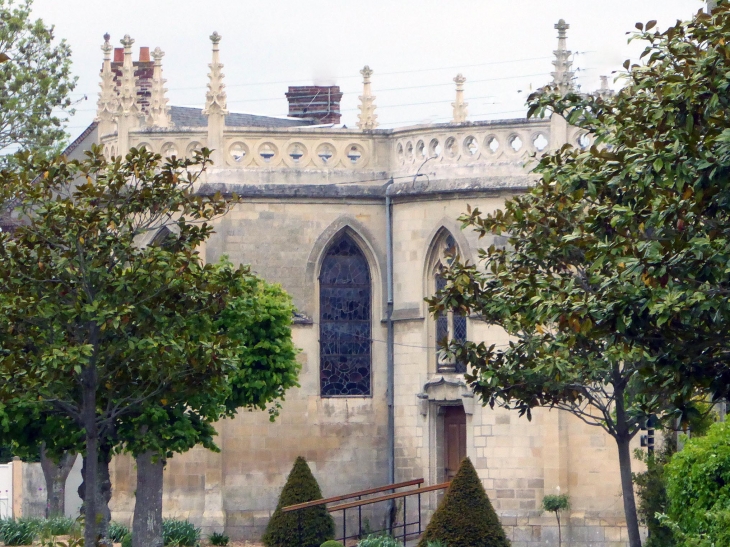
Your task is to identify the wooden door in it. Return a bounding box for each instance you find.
[444,405,466,481]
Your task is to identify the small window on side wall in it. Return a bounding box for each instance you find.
[433,234,467,373]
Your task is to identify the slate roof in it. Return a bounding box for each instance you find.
[170,106,314,128]
[62,121,99,156]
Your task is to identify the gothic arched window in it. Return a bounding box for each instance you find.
[434,234,467,373]
[319,234,372,397]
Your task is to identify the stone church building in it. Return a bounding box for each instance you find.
[57,20,638,547]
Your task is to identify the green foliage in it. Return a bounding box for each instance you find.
[0,145,296,544]
[425,541,448,547]
[0,0,77,165]
[108,521,130,542]
[162,518,200,547]
[664,421,730,546]
[357,536,402,547]
[633,438,677,547]
[541,494,569,513]
[40,516,76,536]
[122,533,132,547]
[263,456,335,547]
[320,541,344,547]
[209,531,230,546]
[0,518,37,545]
[429,6,730,546]
[418,458,509,547]
[0,442,11,463]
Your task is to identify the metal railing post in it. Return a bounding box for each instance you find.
[403,495,407,543]
[358,495,362,539]
[297,510,302,547]
[343,507,347,543]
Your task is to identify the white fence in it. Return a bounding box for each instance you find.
[0,462,12,519]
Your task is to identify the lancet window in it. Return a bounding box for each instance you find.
[434,234,467,373]
[319,234,372,396]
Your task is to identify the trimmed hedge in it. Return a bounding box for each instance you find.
[665,421,730,546]
[418,457,510,547]
[263,456,335,547]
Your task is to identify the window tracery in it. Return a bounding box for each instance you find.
[319,234,372,396]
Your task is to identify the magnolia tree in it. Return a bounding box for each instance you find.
[0,146,298,546]
[430,5,730,547]
[123,266,300,547]
[0,0,76,164]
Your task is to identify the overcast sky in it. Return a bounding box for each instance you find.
[31,0,708,141]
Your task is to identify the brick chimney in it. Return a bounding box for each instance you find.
[110,46,154,115]
[285,85,343,124]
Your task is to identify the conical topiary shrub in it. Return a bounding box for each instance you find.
[263,456,335,547]
[418,457,510,547]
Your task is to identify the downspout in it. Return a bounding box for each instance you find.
[385,178,395,531]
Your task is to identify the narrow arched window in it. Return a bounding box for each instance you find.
[434,234,467,373]
[319,234,372,396]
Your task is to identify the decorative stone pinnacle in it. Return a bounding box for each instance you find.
[204,31,227,117]
[452,73,468,123]
[148,47,170,128]
[96,33,118,131]
[551,19,574,96]
[357,65,378,130]
[116,34,141,126]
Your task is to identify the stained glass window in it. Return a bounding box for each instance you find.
[320,234,371,396]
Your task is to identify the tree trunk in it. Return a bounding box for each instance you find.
[98,443,113,541]
[132,451,165,547]
[39,444,76,518]
[617,434,642,547]
[78,445,114,545]
[83,416,99,547]
[82,357,100,547]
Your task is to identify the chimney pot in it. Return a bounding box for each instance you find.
[113,47,123,63]
[139,47,150,63]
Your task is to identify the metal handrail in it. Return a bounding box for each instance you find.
[327,482,449,513]
[282,478,424,512]
[282,479,451,545]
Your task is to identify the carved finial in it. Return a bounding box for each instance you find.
[101,33,112,58]
[203,31,227,117]
[116,34,142,126]
[452,73,468,123]
[595,75,614,100]
[551,19,574,96]
[96,34,118,134]
[147,47,171,128]
[357,65,378,130]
